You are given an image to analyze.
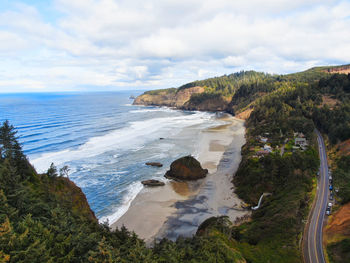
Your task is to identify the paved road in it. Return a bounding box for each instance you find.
[304,130,329,263]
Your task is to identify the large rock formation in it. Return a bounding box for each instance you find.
[165,155,208,180]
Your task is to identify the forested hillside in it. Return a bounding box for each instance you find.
[2,65,350,262]
[134,65,346,114]
[135,65,350,262]
[231,71,350,262]
[0,120,246,262]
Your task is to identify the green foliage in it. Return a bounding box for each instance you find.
[327,238,350,263]
[0,120,246,262]
[188,92,223,105]
[144,88,177,95]
[233,150,317,261]
[153,231,245,263]
[312,74,350,143]
[228,71,350,261]
[228,78,281,112]
[47,163,58,178]
[229,74,325,261]
[178,71,273,97]
[2,67,350,262]
[279,66,328,83]
[0,120,34,179]
[333,155,350,204]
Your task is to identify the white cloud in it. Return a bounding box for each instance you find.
[0,0,349,92]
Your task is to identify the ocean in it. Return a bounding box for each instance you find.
[0,91,228,224]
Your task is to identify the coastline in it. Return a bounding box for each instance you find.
[155,117,248,241]
[111,114,248,243]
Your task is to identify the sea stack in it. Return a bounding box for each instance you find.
[141,179,165,187]
[165,155,208,180]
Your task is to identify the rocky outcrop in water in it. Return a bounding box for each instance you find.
[141,179,165,187]
[146,162,163,167]
[165,155,208,180]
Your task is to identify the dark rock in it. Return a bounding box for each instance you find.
[165,155,208,180]
[145,162,163,167]
[159,137,164,140]
[141,179,165,187]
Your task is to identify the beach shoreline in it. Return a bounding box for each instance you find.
[111,114,248,243]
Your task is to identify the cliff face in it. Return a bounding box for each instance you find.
[50,177,97,222]
[324,65,350,74]
[133,90,176,107]
[133,86,205,107]
[134,87,233,112]
[182,95,231,111]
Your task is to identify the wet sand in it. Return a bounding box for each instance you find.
[111,115,248,243]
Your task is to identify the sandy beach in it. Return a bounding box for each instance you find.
[111,114,248,243]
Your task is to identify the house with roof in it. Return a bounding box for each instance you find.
[295,137,307,146]
[263,144,272,152]
[260,137,268,143]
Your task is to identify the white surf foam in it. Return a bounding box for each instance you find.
[99,181,144,225]
[129,107,176,114]
[30,111,213,173]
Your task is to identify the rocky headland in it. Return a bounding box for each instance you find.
[133,86,233,113]
[133,86,204,107]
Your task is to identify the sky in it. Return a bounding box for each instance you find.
[0,0,350,93]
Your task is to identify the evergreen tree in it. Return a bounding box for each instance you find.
[0,120,18,160]
[47,163,58,178]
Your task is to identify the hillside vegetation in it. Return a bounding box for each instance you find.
[0,120,246,262]
[2,65,350,262]
[133,65,345,113]
[231,71,350,262]
[134,65,350,261]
